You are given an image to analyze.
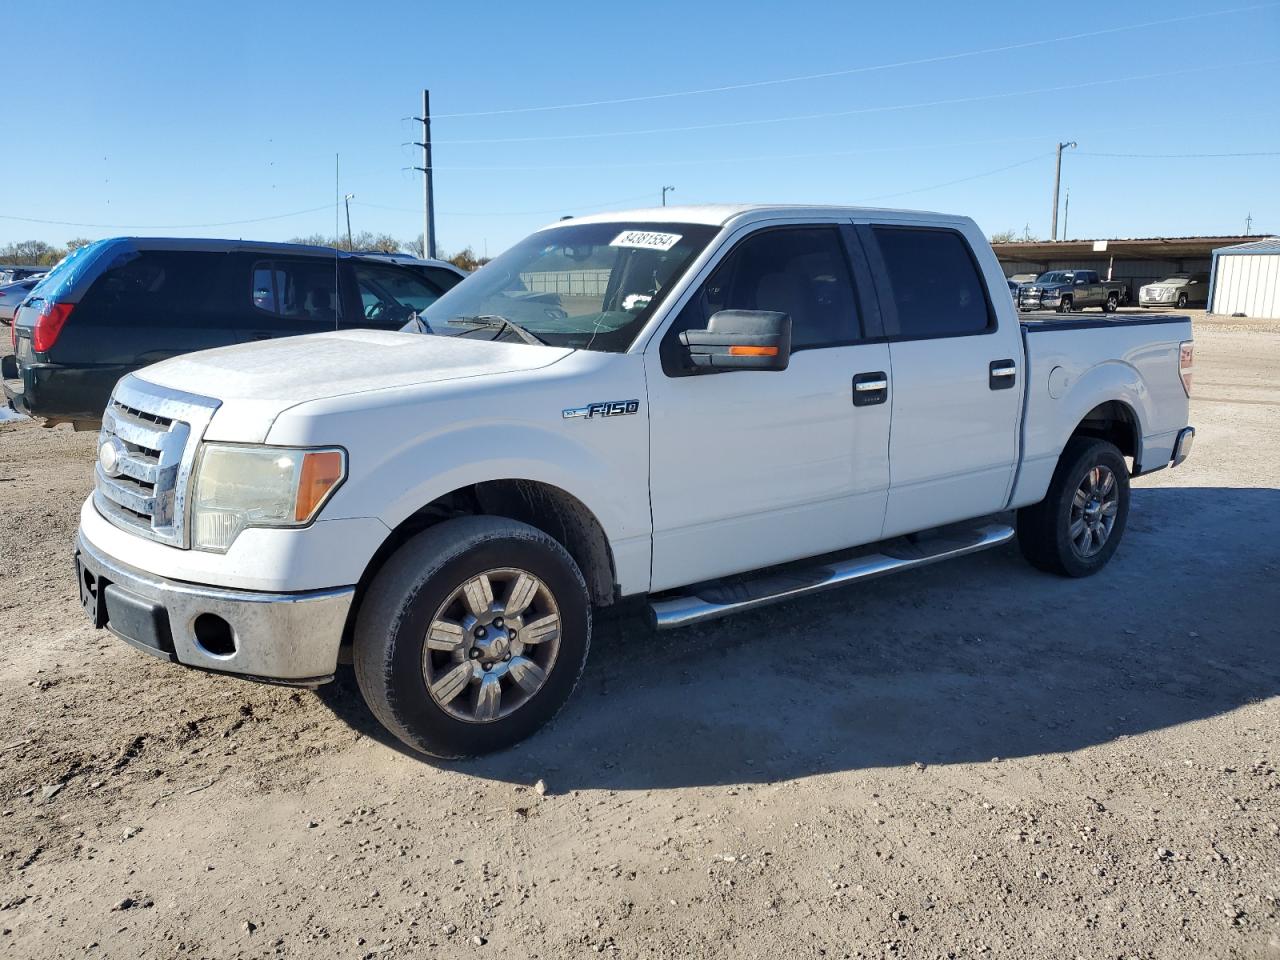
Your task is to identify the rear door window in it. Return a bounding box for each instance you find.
[871,227,994,338]
[251,259,341,324]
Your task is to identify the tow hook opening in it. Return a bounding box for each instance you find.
[193,613,237,658]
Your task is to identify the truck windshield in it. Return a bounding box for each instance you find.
[406,222,717,352]
[1037,272,1071,283]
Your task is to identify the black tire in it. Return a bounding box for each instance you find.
[1176,293,1188,309]
[1016,437,1130,577]
[1104,293,1119,313]
[1057,294,1073,313]
[354,516,591,758]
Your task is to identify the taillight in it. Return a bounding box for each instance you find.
[1179,340,1194,397]
[32,302,73,353]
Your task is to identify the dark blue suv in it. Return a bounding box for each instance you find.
[3,237,464,426]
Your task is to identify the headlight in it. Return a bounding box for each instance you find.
[191,444,346,552]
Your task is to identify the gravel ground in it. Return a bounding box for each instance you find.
[1,312,1277,959]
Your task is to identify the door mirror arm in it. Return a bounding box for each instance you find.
[679,310,792,373]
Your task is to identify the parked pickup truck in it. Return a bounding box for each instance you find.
[1019,270,1128,313]
[73,205,1196,758]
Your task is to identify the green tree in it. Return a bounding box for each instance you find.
[288,232,405,253]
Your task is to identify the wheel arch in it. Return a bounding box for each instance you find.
[344,478,619,648]
[1069,398,1140,462]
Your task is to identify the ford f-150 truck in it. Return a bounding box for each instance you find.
[1018,269,1128,313]
[73,205,1196,758]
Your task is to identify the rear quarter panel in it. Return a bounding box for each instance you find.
[1011,318,1192,508]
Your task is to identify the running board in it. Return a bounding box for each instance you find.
[647,522,1015,630]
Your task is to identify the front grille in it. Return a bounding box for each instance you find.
[93,375,221,548]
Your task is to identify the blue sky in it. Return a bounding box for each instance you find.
[4,0,1277,255]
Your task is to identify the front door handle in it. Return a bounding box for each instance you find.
[853,371,888,406]
[990,359,1017,390]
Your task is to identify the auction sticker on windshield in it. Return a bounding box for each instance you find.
[610,231,682,251]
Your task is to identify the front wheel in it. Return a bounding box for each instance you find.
[354,516,591,758]
[1176,293,1188,309]
[1017,438,1130,577]
[1057,295,1074,313]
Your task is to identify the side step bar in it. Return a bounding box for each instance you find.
[648,522,1015,630]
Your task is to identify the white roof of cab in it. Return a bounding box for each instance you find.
[544,203,968,231]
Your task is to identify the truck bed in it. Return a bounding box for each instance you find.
[1020,312,1189,333]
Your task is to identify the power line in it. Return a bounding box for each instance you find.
[418,134,1066,173]
[1077,150,1280,158]
[432,3,1277,119]
[0,204,336,230]
[862,153,1055,202]
[353,191,658,217]
[431,59,1276,146]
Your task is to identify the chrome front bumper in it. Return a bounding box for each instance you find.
[75,531,353,684]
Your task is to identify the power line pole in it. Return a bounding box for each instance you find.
[662,185,675,207]
[1062,187,1071,242]
[1245,212,1253,236]
[343,194,355,249]
[413,90,437,260]
[1050,140,1076,241]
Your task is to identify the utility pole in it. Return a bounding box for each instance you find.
[343,194,355,249]
[410,90,437,260]
[1246,212,1253,236]
[662,185,675,207]
[1062,187,1070,242]
[1050,140,1076,241]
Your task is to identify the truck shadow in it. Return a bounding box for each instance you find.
[318,486,1280,789]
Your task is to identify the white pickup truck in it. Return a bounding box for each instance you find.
[74,205,1196,757]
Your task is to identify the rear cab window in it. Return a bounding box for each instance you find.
[870,226,995,338]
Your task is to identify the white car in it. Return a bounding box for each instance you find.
[74,204,1195,757]
[0,275,43,324]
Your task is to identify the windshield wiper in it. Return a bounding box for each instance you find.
[448,314,548,346]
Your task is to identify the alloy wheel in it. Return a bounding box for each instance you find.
[422,567,561,723]
[1069,465,1119,558]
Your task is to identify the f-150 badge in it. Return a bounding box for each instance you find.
[563,400,640,420]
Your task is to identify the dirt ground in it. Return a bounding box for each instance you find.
[1,312,1278,959]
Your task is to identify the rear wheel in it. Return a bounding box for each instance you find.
[354,516,591,758]
[1104,293,1119,313]
[1017,438,1130,577]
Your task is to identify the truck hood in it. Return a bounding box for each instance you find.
[135,329,573,442]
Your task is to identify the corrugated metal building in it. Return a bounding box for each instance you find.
[991,236,1253,303]
[1208,238,1280,319]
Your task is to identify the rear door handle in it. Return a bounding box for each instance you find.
[853,371,888,406]
[989,359,1017,390]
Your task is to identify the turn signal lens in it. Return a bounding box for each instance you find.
[1179,341,1194,397]
[727,345,778,357]
[295,450,345,522]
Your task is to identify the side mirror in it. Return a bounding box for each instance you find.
[680,309,791,372]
